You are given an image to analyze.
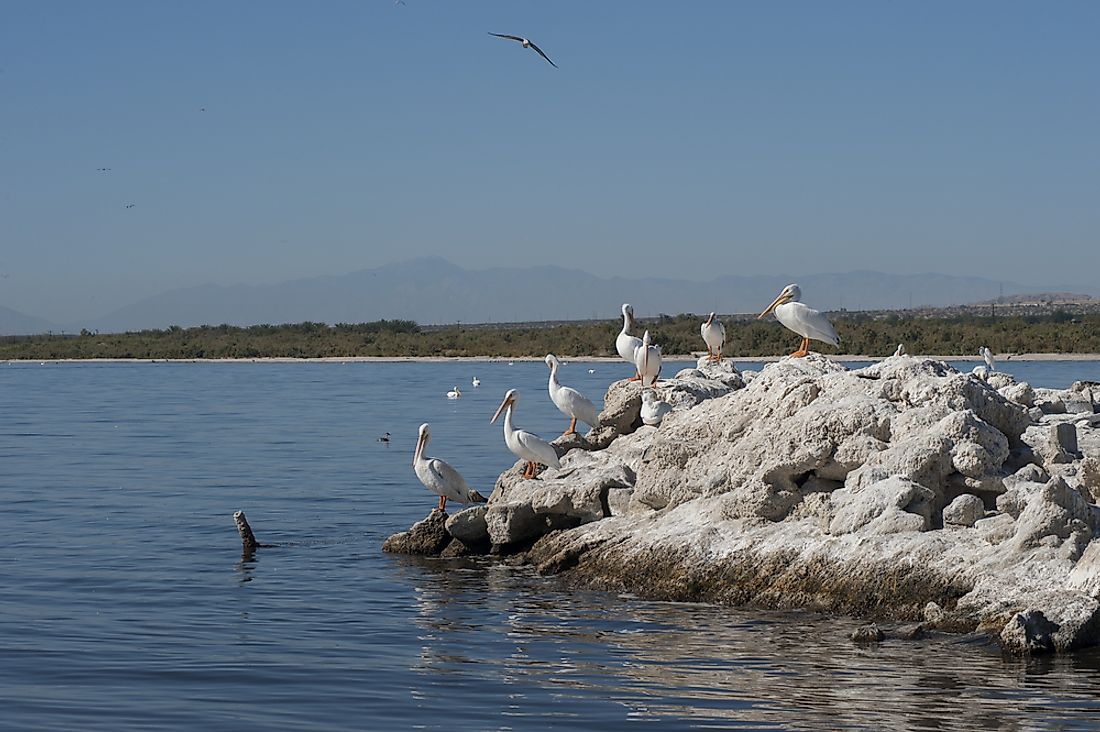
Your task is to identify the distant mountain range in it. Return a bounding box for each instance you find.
[0,257,1094,336]
[0,305,56,336]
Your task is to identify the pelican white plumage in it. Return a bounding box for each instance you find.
[894,343,906,357]
[972,365,990,381]
[472,377,481,387]
[701,312,726,362]
[758,284,840,358]
[412,423,485,512]
[491,389,561,479]
[616,303,643,380]
[980,347,996,372]
[447,386,462,399]
[634,330,662,388]
[545,354,600,435]
[640,390,672,426]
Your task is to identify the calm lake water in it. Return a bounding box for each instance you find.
[2,358,1099,731]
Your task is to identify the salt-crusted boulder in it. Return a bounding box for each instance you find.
[382,511,451,555]
[384,354,1100,654]
[943,494,986,527]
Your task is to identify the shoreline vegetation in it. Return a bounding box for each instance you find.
[1,311,1098,361]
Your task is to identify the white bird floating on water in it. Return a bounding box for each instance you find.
[545,354,600,436]
[701,312,726,362]
[616,303,643,381]
[587,368,596,374]
[640,390,672,427]
[412,423,484,512]
[894,343,906,357]
[491,389,561,479]
[758,283,840,358]
[447,386,462,399]
[488,32,558,68]
[472,377,481,387]
[634,330,662,389]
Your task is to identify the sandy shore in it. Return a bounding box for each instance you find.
[6,353,1100,364]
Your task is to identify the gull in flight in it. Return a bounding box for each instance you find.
[488,32,558,68]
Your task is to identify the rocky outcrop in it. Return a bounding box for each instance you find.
[384,354,1100,654]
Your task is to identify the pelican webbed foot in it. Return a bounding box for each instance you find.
[790,337,810,358]
[562,417,577,436]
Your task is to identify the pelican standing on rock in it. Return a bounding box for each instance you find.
[491,389,561,479]
[545,354,600,436]
[616,303,643,380]
[758,284,840,358]
[980,346,996,372]
[701,312,726,362]
[894,343,906,357]
[412,423,485,512]
[634,330,662,388]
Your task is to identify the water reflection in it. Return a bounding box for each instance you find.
[398,556,1100,730]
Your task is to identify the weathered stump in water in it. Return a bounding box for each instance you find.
[234,510,274,554]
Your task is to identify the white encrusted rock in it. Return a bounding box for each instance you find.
[943,494,986,527]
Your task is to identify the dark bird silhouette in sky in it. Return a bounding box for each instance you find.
[488,33,557,68]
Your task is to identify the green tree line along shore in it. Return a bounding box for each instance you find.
[1,313,1098,361]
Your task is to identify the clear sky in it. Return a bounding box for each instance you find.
[1,1,1098,322]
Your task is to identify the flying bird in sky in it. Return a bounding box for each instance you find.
[488,32,558,68]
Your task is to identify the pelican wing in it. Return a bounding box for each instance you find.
[555,385,599,428]
[527,41,558,68]
[778,302,840,346]
[426,457,473,503]
[489,32,524,42]
[616,332,642,364]
[515,429,561,469]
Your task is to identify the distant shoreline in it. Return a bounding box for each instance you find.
[6,353,1100,364]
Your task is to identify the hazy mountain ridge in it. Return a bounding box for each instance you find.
[1,257,1093,335]
[0,305,57,336]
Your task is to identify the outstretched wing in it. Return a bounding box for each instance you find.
[527,41,558,68]
[489,32,524,42]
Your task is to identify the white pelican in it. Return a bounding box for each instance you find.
[488,32,558,68]
[491,389,561,479]
[972,365,990,381]
[633,330,662,388]
[758,284,840,358]
[545,354,600,436]
[587,368,596,374]
[980,346,996,372]
[472,377,481,387]
[893,343,906,357]
[447,386,461,399]
[616,303,643,380]
[640,390,672,426]
[412,423,484,512]
[701,312,726,362]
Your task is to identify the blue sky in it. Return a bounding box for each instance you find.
[1,1,1097,322]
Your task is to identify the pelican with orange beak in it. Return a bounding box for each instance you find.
[412,423,485,512]
[491,389,561,479]
[700,312,726,362]
[758,283,840,358]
